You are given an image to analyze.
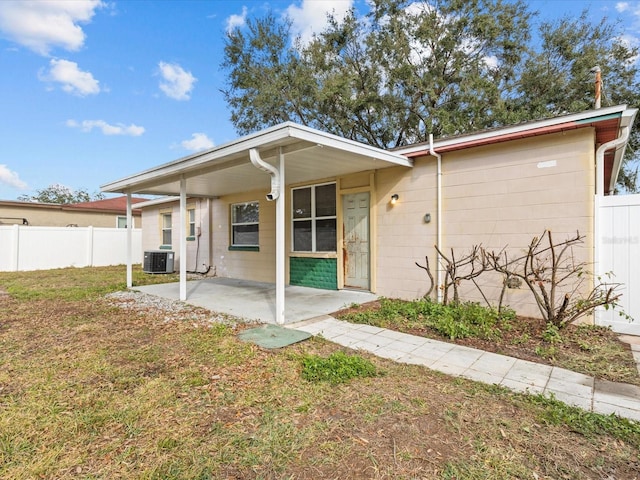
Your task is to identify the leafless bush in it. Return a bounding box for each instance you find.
[416,230,625,327]
[486,230,623,328]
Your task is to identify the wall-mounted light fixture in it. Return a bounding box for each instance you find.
[390,194,399,205]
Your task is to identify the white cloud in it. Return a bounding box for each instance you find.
[158,61,196,100]
[286,0,353,46]
[0,164,27,189]
[39,58,100,96]
[0,0,103,56]
[616,2,630,13]
[226,6,247,33]
[66,119,145,136]
[181,133,214,152]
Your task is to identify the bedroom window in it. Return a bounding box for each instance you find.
[292,182,336,252]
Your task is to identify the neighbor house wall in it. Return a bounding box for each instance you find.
[376,128,596,318]
[140,198,212,272]
[0,204,140,227]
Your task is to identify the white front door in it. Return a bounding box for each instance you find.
[343,192,370,289]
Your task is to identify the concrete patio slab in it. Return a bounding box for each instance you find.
[133,277,378,324]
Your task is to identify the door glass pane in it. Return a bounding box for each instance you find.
[315,183,336,217]
[316,219,337,251]
[293,188,311,219]
[293,220,312,251]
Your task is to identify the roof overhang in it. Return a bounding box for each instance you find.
[101,122,413,197]
[396,105,637,195]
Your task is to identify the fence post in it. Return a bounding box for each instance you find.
[86,226,94,267]
[11,224,19,271]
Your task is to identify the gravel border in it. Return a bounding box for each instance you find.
[105,290,253,326]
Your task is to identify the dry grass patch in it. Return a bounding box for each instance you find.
[0,266,639,479]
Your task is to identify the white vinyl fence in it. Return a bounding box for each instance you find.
[596,194,640,335]
[0,225,142,272]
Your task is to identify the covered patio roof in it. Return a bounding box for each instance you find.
[101,122,412,325]
[101,122,412,196]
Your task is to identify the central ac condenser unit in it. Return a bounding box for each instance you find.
[143,250,175,273]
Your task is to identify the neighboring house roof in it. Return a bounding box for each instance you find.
[70,196,146,214]
[395,105,638,194]
[0,196,146,214]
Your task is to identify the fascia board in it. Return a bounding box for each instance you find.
[397,105,629,156]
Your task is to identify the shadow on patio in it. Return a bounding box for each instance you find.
[133,277,378,324]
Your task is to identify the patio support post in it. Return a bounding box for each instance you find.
[249,147,285,324]
[126,192,133,288]
[179,176,187,301]
[276,148,285,324]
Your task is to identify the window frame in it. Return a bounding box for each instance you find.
[160,209,172,247]
[116,215,130,228]
[291,182,337,253]
[230,201,260,249]
[187,205,196,239]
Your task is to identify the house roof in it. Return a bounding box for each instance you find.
[102,106,636,198]
[0,196,145,214]
[70,196,146,213]
[396,105,638,194]
[101,122,413,197]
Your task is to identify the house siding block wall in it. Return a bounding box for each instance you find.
[141,198,212,271]
[289,257,338,290]
[376,128,596,318]
[211,191,276,283]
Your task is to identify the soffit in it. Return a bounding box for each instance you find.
[101,123,412,197]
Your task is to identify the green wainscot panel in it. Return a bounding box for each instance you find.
[289,257,338,290]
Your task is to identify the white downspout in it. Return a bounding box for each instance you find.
[595,126,629,197]
[249,148,285,325]
[250,149,280,201]
[429,134,443,304]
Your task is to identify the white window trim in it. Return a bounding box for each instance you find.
[231,201,260,247]
[116,215,134,228]
[160,209,172,246]
[291,182,337,253]
[187,205,196,237]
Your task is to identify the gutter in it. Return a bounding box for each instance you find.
[595,126,630,196]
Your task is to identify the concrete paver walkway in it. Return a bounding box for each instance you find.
[290,316,640,422]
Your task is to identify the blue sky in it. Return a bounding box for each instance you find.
[0,0,639,201]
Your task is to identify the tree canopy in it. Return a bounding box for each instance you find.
[17,184,105,204]
[222,0,640,191]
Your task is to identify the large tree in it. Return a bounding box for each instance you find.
[17,184,105,204]
[222,0,640,191]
